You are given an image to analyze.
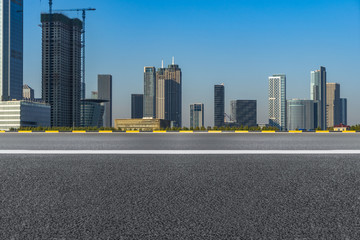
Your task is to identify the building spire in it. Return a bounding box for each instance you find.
[162,59,164,68]
[172,56,175,65]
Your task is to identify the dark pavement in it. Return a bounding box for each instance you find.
[0,134,360,239]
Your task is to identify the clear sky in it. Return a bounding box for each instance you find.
[24,0,360,126]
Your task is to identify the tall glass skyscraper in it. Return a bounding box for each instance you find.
[326,83,340,128]
[268,74,286,131]
[0,0,23,101]
[190,103,204,128]
[156,59,182,127]
[98,74,113,127]
[214,84,225,127]
[311,66,327,129]
[340,98,347,125]
[143,67,156,118]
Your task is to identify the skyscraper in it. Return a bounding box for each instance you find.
[326,83,340,128]
[0,0,23,101]
[287,99,315,131]
[190,103,204,128]
[98,74,113,127]
[214,84,225,127]
[230,100,257,127]
[131,94,144,119]
[143,67,156,118]
[340,98,347,125]
[41,13,82,127]
[268,74,286,131]
[311,66,327,129]
[156,58,182,127]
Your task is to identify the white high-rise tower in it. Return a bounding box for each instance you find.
[0,0,23,101]
[268,74,286,131]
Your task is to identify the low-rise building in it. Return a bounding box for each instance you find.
[114,119,170,131]
[81,99,108,128]
[287,99,315,131]
[0,101,50,130]
[333,123,350,132]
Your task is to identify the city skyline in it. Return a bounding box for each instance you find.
[22,0,360,127]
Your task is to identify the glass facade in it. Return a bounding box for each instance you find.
[287,99,315,131]
[310,67,327,129]
[1,0,23,101]
[214,84,224,127]
[326,83,341,128]
[190,103,204,128]
[230,100,257,127]
[340,98,347,125]
[156,63,182,127]
[0,101,50,130]
[80,99,106,127]
[131,94,143,119]
[98,75,112,127]
[143,67,156,118]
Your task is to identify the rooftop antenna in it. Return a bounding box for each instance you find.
[172,56,175,65]
[162,59,164,68]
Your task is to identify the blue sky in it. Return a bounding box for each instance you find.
[24,0,360,126]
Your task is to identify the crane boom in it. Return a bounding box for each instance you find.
[54,8,96,12]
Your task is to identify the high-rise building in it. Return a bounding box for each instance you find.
[0,0,23,101]
[268,74,286,131]
[214,84,225,127]
[98,74,112,127]
[230,100,257,127]
[144,67,156,118]
[190,103,204,128]
[80,99,107,128]
[340,98,347,125]
[41,13,82,127]
[326,83,341,128]
[287,99,315,131]
[131,94,143,119]
[311,66,327,129]
[156,59,182,127]
[23,84,34,100]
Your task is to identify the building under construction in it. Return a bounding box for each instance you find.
[41,13,82,127]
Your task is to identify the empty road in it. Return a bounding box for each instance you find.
[0,133,359,239]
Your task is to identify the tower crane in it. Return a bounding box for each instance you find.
[53,8,96,100]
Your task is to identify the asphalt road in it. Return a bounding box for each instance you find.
[0,132,359,150]
[1,134,360,239]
